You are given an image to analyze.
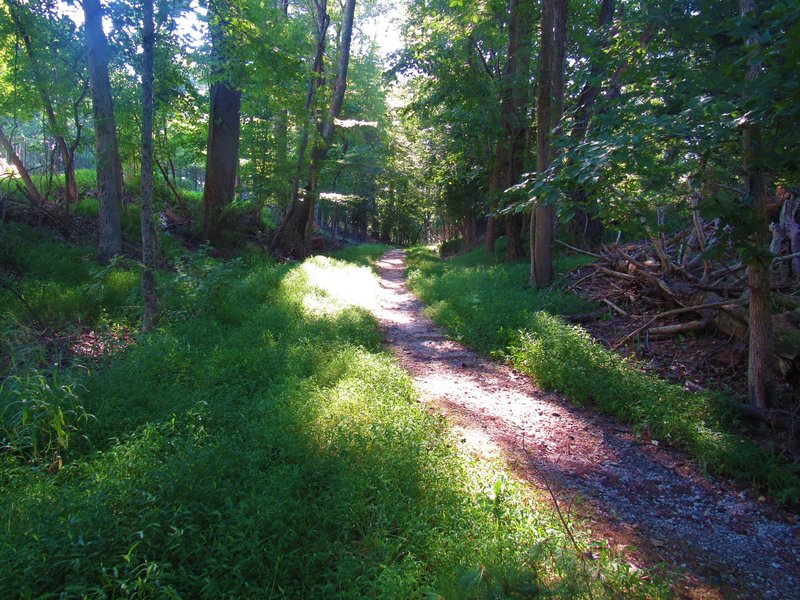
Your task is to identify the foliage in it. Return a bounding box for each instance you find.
[406,245,800,502]
[0,232,669,597]
[0,223,140,327]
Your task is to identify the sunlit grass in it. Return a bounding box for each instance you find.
[0,232,670,597]
[405,243,800,503]
[298,256,382,314]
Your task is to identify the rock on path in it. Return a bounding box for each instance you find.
[370,249,800,600]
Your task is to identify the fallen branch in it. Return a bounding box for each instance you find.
[566,270,600,293]
[556,239,604,260]
[595,266,638,281]
[612,298,747,349]
[647,319,709,336]
[731,401,799,434]
[602,298,628,316]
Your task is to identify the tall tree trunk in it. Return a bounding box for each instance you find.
[201,1,242,247]
[491,0,533,261]
[0,124,42,205]
[270,2,329,254]
[82,0,122,262]
[274,0,290,209]
[531,0,568,287]
[305,0,357,248]
[741,0,774,409]
[140,0,157,331]
[201,81,242,245]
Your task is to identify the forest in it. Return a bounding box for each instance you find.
[1,0,799,597]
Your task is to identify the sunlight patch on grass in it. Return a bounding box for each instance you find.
[300,256,382,314]
[0,233,670,597]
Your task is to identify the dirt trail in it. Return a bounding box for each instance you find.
[370,249,800,599]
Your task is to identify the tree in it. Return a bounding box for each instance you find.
[0,123,42,205]
[3,0,88,207]
[304,0,356,246]
[493,0,533,261]
[271,0,360,256]
[269,0,330,255]
[530,0,568,287]
[740,0,773,409]
[140,0,157,331]
[82,0,123,262]
[201,0,242,247]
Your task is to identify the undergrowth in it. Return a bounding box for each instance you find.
[0,225,668,597]
[326,243,390,269]
[405,243,800,504]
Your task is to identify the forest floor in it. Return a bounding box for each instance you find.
[370,248,800,600]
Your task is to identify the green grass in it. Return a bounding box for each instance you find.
[405,243,800,504]
[0,230,668,598]
[0,223,141,328]
[328,243,392,269]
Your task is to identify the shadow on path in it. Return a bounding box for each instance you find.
[371,249,800,600]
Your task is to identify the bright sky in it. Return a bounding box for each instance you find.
[60,0,402,58]
[360,3,405,58]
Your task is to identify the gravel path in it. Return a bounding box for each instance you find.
[370,249,800,599]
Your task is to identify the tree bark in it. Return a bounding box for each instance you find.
[82,0,123,262]
[305,0,357,248]
[201,1,242,247]
[140,0,157,331]
[0,124,42,205]
[201,81,242,245]
[531,0,568,287]
[741,0,774,409]
[270,2,330,255]
[490,0,533,261]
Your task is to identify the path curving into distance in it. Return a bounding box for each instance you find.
[369,248,800,600]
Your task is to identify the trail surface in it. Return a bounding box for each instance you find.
[370,249,800,599]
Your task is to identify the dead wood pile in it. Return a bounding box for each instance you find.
[563,191,800,382]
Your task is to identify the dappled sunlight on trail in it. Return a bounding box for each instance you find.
[366,248,800,600]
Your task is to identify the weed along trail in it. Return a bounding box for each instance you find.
[371,249,800,599]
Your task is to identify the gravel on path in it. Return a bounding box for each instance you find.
[370,249,800,600]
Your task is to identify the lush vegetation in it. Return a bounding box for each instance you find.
[0,226,668,597]
[0,0,798,592]
[406,244,800,503]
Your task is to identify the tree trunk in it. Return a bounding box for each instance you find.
[274,0,291,210]
[491,0,533,262]
[201,81,242,245]
[201,1,243,247]
[82,0,122,262]
[305,0,357,248]
[741,0,774,409]
[140,0,157,331]
[531,0,568,287]
[270,3,330,255]
[0,125,42,205]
